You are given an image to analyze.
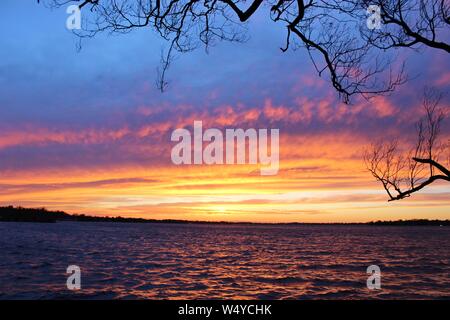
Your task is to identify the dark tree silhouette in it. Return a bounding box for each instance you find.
[359,0,450,53]
[40,0,449,102]
[365,88,450,201]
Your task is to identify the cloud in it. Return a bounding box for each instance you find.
[1,2,449,222]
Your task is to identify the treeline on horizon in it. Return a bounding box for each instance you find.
[0,206,449,226]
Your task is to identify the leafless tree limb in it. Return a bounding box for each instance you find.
[365,88,450,201]
[41,0,448,101]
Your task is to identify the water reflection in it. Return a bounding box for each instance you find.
[0,222,449,299]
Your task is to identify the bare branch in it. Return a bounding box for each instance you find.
[365,88,450,201]
[41,0,449,100]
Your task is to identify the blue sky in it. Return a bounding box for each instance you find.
[0,0,449,221]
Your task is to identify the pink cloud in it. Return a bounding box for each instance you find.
[435,72,450,86]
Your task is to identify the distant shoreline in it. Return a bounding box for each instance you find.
[0,206,449,226]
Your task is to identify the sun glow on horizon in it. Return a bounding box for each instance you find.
[1,152,449,223]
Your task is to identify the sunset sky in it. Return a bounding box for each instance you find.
[0,1,449,222]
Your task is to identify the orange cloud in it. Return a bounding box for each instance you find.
[1,97,448,223]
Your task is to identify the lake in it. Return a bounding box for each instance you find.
[0,222,449,299]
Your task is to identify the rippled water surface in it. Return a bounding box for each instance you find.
[0,222,449,299]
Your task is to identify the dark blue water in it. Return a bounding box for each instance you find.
[0,222,449,299]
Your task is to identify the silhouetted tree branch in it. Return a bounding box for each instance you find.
[41,0,449,101]
[365,88,450,201]
[360,0,450,53]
